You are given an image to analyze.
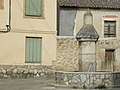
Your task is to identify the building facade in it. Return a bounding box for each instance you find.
[0,0,56,65]
[57,0,120,72]
[0,0,57,78]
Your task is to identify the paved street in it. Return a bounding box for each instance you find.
[0,77,55,90]
[0,77,120,90]
[0,77,81,90]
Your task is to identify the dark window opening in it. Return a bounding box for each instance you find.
[104,21,116,38]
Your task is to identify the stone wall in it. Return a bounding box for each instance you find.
[56,38,79,71]
[56,38,120,72]
[0,65,55,78]
[55,71,120,89]
[96,38,120,71]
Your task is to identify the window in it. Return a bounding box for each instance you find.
[0,0,4,9]
[58,8,76,36]
[104,21,116,38]
[25,0,42,17]
[25,37,42,63]
[105,49,115,70]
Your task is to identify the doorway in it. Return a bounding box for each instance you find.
[105,49,115,71]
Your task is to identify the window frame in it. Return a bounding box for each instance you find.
[24,0,44,19]
[105,49,115,70]
[0,0,4,9]
[25,37,42,63]
[57,8,76,37]
[104,21,116,38]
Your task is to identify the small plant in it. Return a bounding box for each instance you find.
[73,86,78,89]
[83,84,87,89]
[95,84,106,89]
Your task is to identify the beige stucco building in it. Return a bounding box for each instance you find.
[0,0,57,65]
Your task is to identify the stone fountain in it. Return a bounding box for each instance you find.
[55,10,120,89]
[75,9,99,72]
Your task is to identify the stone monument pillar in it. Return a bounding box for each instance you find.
[76,10,99,72]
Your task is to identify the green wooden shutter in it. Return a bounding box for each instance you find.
[25,37,42,63]
[36,38,42,63]
[25,0,30,16]
[25,37,30,62]
[33,38,37,62]
[37,0,42,16]
[29,37,33,62]
[25,0,42,16]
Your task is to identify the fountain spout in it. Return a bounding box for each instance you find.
[88,62,96,72]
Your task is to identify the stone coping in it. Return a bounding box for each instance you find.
[55,71,120,89]
[55,71,120,74]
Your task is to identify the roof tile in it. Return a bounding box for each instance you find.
[58,0,120,9]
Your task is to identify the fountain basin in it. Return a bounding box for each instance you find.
[55,71,120,88]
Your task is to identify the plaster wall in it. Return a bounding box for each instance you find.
[0,0,57,65]
[0,33,56,65]
[0,0,9,31]
[0,0,57,32]
[11,0,56,32]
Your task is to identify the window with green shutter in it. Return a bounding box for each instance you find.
[25,0,42,16]
[25,37,42,63]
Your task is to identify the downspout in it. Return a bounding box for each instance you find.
[6,0,11,31]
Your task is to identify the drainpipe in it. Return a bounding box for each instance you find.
[6,0,11,31]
